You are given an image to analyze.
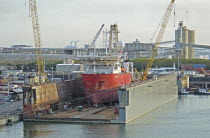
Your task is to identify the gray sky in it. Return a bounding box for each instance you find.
[0,0,210,48]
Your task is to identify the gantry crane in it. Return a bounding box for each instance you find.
[29,0,45,76]
[142,0,175,80]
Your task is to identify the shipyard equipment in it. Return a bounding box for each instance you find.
[108,24,120,54]
[89,24,104,55]
[28,0,45,76]
[142,0,175,80]
[134,68,143,81]
[201,68,208,75]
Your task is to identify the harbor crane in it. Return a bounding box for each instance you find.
[134,68,143,81]
[28,0,45,76]
[201,68,208,76]
[142,0,175,80]
[89,24,104,54]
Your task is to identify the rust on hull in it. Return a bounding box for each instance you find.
[23,80,85,119]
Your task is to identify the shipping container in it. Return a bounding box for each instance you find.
[181,64,193,70]
[193,64,206,69]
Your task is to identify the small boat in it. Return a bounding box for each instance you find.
[178,88,189,95]
[194,89,210,95]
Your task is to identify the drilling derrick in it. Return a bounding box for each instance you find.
[108,24,120,54]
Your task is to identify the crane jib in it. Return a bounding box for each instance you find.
[142,0,175,80]
[29,0,45,76]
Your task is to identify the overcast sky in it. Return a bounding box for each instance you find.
[0,0,210,48]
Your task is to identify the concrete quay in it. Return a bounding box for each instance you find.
[0,101,23,127]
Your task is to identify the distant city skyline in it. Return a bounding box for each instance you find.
[0,0,210,48]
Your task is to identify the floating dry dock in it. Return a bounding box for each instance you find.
[118,74,178,123]
[23,74,178,124]
[24,107,120,124]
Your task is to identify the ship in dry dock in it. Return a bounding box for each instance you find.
[21,23,179,124]
[79,24,134,104]
[80,56,133,104]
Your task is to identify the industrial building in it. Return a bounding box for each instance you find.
[175,21,195,59]
[11,45,33,49]
[56,64,84,72]
[64,47,107,57]
[124,39,154,59]
[64,39,153,60]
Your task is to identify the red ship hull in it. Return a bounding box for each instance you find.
[81,73,132,104]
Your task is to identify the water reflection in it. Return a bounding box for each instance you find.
[81,124,123,138]
[22,122,124,138]
[1,95,210,138]
[0,122,24,138]
[24,122,57,138]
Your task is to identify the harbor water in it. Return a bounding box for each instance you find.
[1,95,210,138]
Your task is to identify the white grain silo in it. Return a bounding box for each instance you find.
[182,26,189,59]
[188,30,195,59]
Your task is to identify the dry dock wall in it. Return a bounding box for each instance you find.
[118,74,178,123]
[23,79,85,119]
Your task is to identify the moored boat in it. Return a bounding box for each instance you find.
[194,89,210,95]
[178,88,189,95]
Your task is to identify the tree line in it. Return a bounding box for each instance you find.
[15,60,63,72]
[130,58,210,71]
[13,58,210,72]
